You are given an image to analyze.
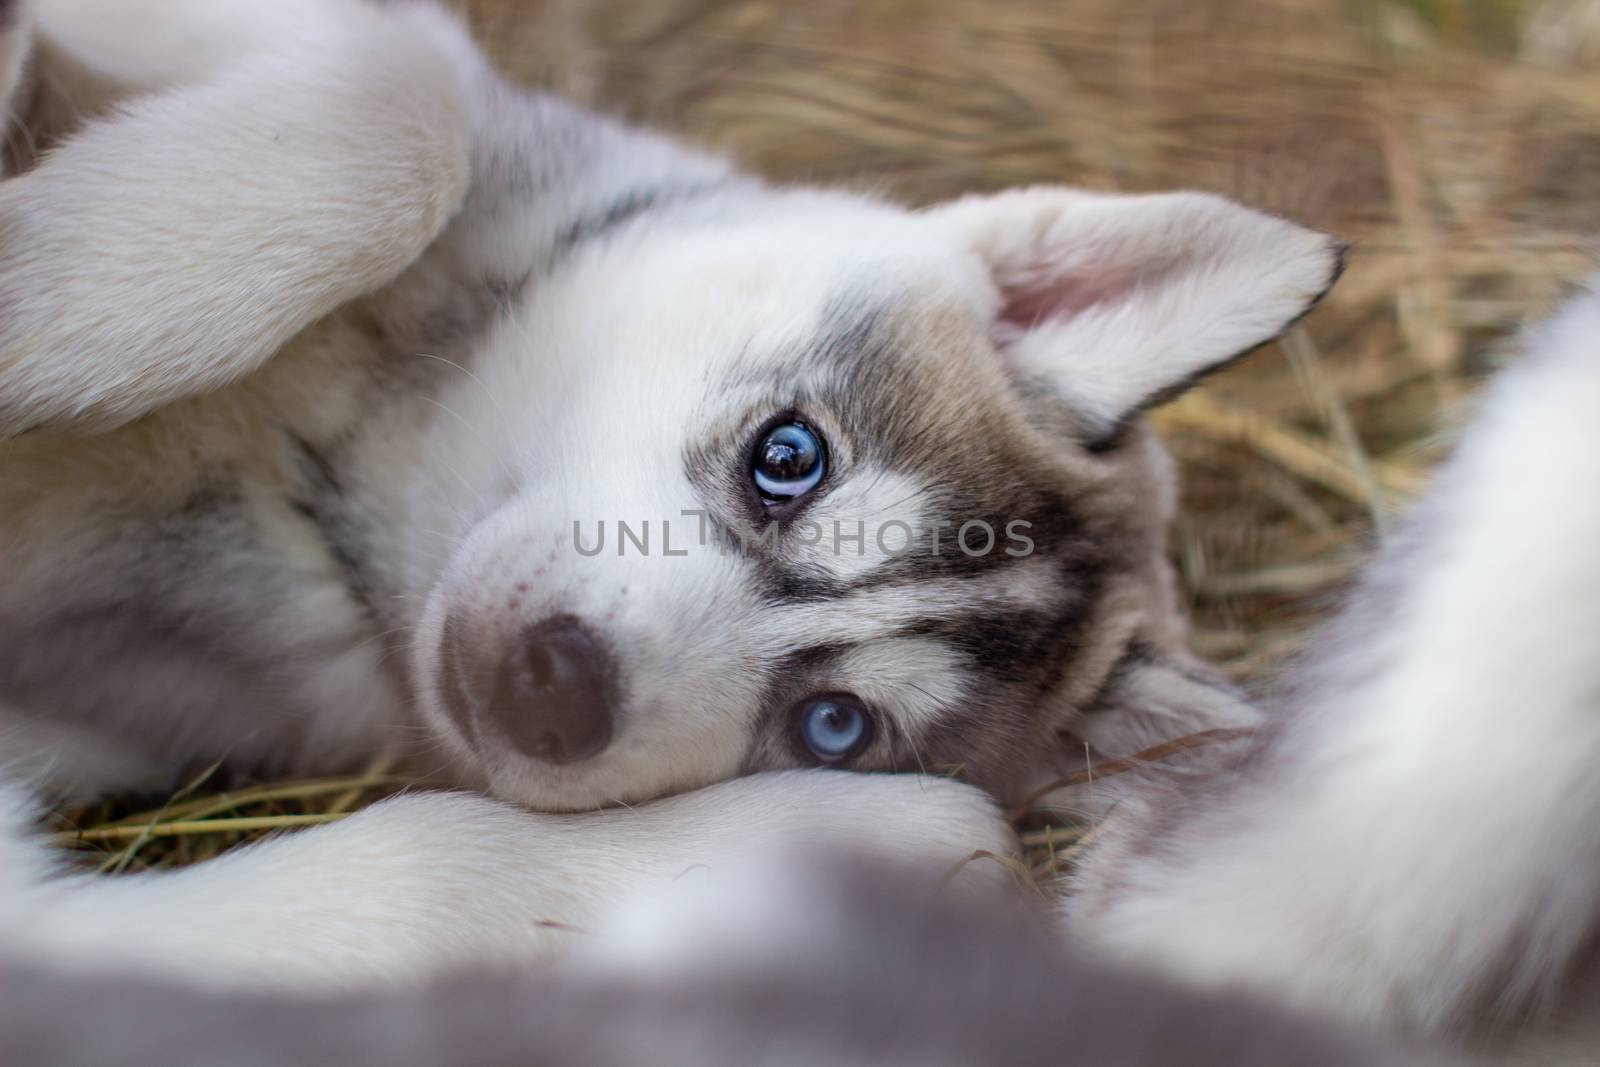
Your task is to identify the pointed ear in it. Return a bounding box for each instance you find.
[928,188,1345,443]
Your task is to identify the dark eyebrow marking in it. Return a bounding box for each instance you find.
[285,432,380,625]
[760,569,851,605]
[773,642,849,677]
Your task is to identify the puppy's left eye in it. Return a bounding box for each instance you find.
[753,422,826,503]
[796,694,872,763]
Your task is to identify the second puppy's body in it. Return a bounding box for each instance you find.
[1065,282,1600,1042]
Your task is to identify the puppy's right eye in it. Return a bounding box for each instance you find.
[795,694,872,763]
[752,421,826,504]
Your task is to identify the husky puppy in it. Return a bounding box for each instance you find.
[0,0,1335,986]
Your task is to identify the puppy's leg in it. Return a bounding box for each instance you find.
[33,0,474,97]
[0,1,478,436]
[3,771,1014,990]
[1068,281,1600,1033]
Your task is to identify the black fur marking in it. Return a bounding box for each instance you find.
[170,475,244,522]
[897,560,1096,695]
[551,178,733,262]
[773,643,849,677]
[286,433,381,624]
[760,568,850,605]
[1084,238,1350,453]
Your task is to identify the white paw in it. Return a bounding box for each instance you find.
[575,770,1019,977]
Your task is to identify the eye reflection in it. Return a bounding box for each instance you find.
[753,422,826,502]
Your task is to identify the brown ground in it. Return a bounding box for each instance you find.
[54,0,1600,869]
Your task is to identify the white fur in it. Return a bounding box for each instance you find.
[3,770,1011,989]
[0,0,476,433]
[1069,279,1600,1035]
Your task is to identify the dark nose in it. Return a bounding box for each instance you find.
[445,613,618,765]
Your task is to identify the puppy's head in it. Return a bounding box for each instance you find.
[411,183,1340,810]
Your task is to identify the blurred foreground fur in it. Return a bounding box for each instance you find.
[1063,278,1600,1050]
[0,855,1446,1067]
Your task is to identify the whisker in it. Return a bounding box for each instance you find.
[416,394,496,457]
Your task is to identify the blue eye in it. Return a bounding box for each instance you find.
[753,422,826,503]
[797,695,871,763]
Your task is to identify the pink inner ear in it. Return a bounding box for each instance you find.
[992,265,1135,346]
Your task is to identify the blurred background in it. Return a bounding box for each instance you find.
[456,0,1600,683]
